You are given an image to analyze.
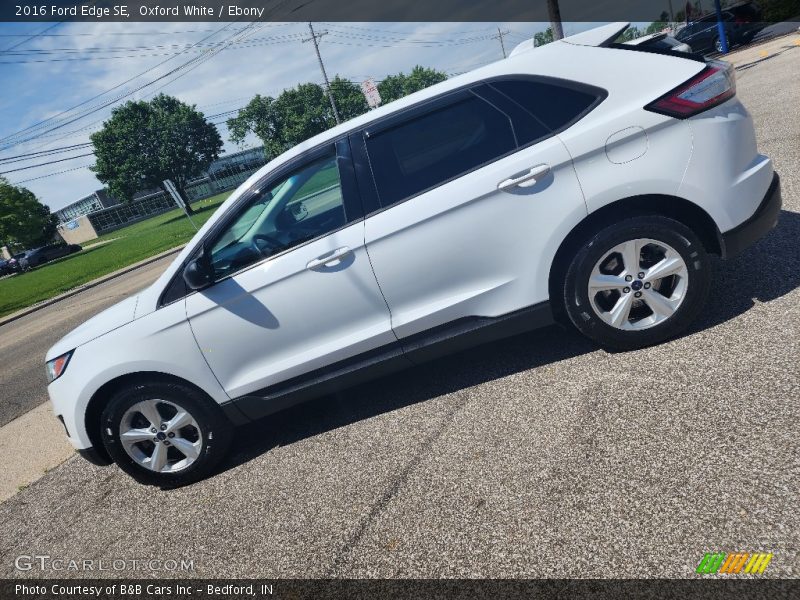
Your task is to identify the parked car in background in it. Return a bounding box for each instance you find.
[675,3,764,54]
[19,243,81,270]
[625,32,692,53]
[0,259,12,276]
[7,252,28,273]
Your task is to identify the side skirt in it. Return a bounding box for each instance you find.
[222,302,553,422]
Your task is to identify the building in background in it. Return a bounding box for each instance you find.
[54,189,121,223]
[53,146,267,240]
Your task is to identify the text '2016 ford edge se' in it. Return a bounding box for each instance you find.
[46,23,782,485]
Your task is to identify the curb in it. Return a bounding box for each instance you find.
[0,245,185,328]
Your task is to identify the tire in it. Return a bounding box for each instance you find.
[714,34,730,53]
[101,380,233,486]
[562,215,711,351]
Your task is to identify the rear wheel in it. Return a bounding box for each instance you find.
[101,381,233,486]
[563,215,711,351]
[714,34,730,53]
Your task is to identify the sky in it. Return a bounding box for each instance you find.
[0,20,605,212]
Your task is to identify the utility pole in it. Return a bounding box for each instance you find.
[547,0,564,40]
[494,27,510,58]
[303,22,341,125]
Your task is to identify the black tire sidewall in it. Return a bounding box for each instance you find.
[564,216,710,351]
[101,381,232,486]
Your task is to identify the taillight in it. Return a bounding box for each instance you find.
[645,60,736,118]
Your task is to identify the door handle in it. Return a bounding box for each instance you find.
[306,247,352,270]
[497,164,551,190]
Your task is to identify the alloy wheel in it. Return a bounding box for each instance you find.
[119,399,203,473]
[587,238,689,331]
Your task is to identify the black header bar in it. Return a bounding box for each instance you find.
[3,0,799,23]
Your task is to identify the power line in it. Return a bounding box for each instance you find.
[0,23,290,39]
[0,143,93,164]
[0,32,308,59]
[0,22,258,150]
[0,22,237,145]
[0,30,504,64]
[0,27,248,38]
[0,152,95,175]
[1,22,62,53]
[319,23,497,36]
[13,163,93,184]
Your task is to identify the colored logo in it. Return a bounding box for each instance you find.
[696,552,773,575]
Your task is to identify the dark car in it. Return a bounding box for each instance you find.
[0,259,11,276]
[6,252,28,273]
[19,243,81,269]
[675,3,764,54]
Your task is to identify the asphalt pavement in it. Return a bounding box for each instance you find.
[0,37,797,578]
[0,255,175,427]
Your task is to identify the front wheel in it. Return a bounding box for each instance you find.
[101,381,233,486]
[714,34,730,53]
[563,215,711,351]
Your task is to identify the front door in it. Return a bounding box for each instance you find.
[186,143,395,401]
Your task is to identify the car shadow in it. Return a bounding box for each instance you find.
[199,279,280,329]
[220,323,597,476]
[687,208,800,334]
[195,209,800,483]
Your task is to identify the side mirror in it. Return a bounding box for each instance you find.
[183,252,214,290]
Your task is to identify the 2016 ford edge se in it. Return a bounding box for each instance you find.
[45,23,782,485]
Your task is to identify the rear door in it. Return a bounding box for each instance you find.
[358,78,601,340]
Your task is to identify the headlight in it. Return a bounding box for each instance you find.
[46,350,74,383]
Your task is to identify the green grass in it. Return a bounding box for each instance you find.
[0,192,231,318]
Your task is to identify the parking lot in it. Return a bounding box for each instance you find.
[0,37,797,578]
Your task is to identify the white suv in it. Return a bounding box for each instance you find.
[46,23,781,485]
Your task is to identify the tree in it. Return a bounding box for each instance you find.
[618,26,643,42]
[645,21,669,35]
[329,76,369,120]
[534,27,555,47]
[91,94,223,214]
[227,67,448,157]
[377,66,448,104]
[0,177,57,249]
[228,83,337,160]
[759,0,799,21]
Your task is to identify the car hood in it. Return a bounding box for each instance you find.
[46,295,139,361]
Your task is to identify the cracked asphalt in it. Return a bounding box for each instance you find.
[0,38,797,579]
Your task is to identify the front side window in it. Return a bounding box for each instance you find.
[366,95,516,207]
[208,152,346,280]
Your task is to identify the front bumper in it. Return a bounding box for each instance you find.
[721,172,781,259]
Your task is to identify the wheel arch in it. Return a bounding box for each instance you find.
[548,194,721,324]
[84,371,226,463]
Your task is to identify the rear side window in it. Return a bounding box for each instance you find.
[489,79,600,132]
[366,95,516,206]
